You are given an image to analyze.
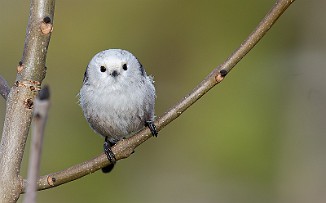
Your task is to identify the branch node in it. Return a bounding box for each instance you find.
[15,80,41,93]
[219,69,228,77]
[24,98,34,109]
[46,176,55,186]
[215,70,228,83]
[43,16,51,24]
[17,66,24,73]
[40,17,53,35]
[17,61,25,74]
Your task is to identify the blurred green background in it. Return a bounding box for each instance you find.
[1,0,325,203]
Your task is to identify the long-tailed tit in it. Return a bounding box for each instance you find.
[79,49,157,173]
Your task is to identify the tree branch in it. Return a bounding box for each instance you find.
[23,86,50,203]
[20,0,295,192]
[0,75,10,100]
[0,0,55,202]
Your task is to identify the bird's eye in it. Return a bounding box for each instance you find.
[100,66,106,72]
[122,64,128,71]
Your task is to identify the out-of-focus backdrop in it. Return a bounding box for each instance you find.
[0,1,325,203]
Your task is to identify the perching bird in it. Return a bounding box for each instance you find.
[79,49,157,173]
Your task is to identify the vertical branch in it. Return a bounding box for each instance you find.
[23,86,50,203]
[0,1,55,202]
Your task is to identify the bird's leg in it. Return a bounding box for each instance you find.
[102,137,116,173]
[145,121,158,137]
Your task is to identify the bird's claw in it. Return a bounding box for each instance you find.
[146,121,158,137]
[102,137,116,173]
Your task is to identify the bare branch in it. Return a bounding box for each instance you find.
[23,0,295,192]
[0,75,10,100]
[0,0,55,202]
[23,86,50,203]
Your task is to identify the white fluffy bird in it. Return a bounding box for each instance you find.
[79,49,157,173]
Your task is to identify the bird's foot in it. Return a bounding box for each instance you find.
[145,121,158,137]
[102,137,116,173]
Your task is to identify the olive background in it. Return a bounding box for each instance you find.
[0,1,325,203]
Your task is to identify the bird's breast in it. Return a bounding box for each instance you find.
[83,85,148,140]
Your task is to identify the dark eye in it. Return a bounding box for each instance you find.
[100,66,106,72]
[122,64,128,71]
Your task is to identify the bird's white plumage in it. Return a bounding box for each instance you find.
[79,49,156,143]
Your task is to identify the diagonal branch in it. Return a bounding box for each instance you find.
[22,0,295,192]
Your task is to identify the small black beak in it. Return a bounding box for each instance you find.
[111,70,119,77]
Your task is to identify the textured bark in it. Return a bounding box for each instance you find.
[0,0,55,202]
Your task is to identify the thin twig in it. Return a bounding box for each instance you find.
[22,0,295,192]
[0,0,55,202]
[23,86,50,203]
[0,75,10,100]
